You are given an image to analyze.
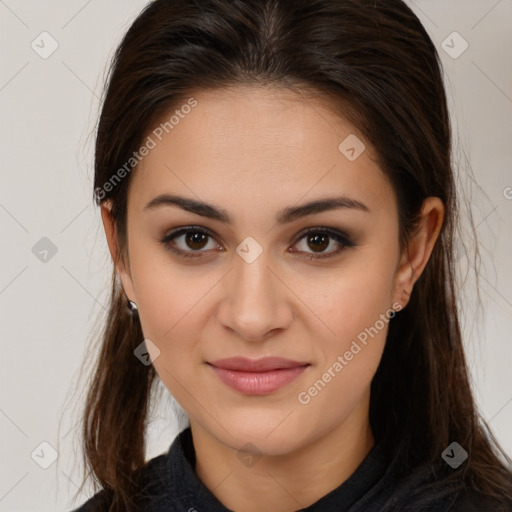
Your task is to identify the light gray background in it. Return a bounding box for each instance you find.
[1,1,511,510]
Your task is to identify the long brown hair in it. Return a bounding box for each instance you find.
[73,0,512,509]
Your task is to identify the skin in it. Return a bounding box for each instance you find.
[101,85,444,512]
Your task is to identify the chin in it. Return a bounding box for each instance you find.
[210,412,312,457]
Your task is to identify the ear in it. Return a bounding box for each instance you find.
[100,202,136,302]
[393,197,444,309]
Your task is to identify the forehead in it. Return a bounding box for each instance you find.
[129,85,395,222]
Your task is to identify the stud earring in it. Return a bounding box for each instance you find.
[127,299,138,314]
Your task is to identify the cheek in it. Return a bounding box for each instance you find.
[128,234,210,328]
[303,255,398,345]
[299,254,397,394]
[135,270,211,351]
[126,246,210,379]
[294,278,393,431]
[134,265,210,406]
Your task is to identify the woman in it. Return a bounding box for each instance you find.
[72,0,512,510]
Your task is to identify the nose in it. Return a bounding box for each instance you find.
[217,248,293,343]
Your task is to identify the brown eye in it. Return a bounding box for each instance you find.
[291,227,354,260]
[184,231,209,250]
[160,227,220,258]
[306,233,330,253]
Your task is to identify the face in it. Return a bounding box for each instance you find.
[108,85,408,455]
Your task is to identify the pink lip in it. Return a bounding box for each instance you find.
[207,357,310,395]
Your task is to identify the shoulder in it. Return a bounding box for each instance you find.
[70,452,170,512]
[70,489,111,512]
[377,450,512,512]
[448,487,512,512]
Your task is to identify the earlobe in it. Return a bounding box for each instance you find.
[100,202,137,302]
[393,197,444,309]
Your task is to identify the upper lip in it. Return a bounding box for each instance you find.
[208,357,310,372]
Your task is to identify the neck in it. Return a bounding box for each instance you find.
[191,393,375,512]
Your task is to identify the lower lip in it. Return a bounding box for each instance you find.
[209,365,309,395]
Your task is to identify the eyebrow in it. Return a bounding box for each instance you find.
[144,194,370,224]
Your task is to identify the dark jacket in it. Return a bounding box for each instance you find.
[72,427,512,511]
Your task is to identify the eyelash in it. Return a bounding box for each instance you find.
[159,225,355,260]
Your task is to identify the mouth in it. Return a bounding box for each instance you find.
[207,357,310,395]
